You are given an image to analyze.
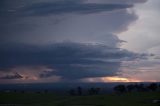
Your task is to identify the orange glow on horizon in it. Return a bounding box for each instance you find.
[83,76,159,83]
[101,77,142,82]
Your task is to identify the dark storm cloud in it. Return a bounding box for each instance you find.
[0,72,23,79]
[0,42,148,79]
[39,70,54,78]
[0,0,150,81]
[0,0,135,46]
[22,1,132,16]
[87,0,147,4]
[0,0,133,17]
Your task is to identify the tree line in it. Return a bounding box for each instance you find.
[114,83,159,93]
[1,83,159,95]
[69,83,160,96]
[69,86,101,96]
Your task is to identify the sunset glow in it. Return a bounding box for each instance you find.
[101,77,142,82]
[100,76,158,82]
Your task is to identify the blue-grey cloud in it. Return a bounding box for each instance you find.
[0,0,137,47]
[22,1,132,16]
[0,0,133,17]
[0,42,149,79]
[0,72,23,79]
[0,0,150,81]
[86,0,147,4]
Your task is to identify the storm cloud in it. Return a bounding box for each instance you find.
[0,72,23,80]
[0,42,148,80]
[1,0,158,83]
[0,0,132,17]
[0,0,137,47]
[22,1,132,16]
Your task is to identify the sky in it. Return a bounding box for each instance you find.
[0,0,160,83]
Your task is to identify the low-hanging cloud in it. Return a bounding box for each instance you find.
[0,72,23,80]
[0,42,149,80]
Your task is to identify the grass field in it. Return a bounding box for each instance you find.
[0,92,160,106]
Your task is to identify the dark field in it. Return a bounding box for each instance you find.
[0,92,160,106]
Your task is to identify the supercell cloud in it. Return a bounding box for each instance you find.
[0,42,149,80]
[0,0,159,83]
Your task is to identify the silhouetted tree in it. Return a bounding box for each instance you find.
[88,87,101,95]
[88,88,92,95]
[126,84,135,92]
[138,84,146,92]
[133,83,146,92]
[88,87,96,95]
[77,86,82,96]
[114,85,126,93]
[148,83,158,91]
[95,87,101,94]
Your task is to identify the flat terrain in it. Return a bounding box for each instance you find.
[0,92,160,106]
